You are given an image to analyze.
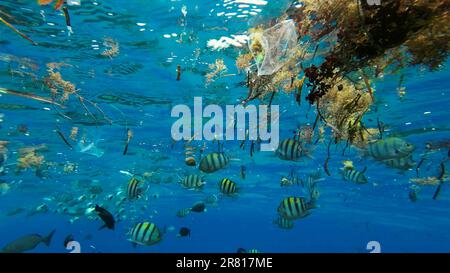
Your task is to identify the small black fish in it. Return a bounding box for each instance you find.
[409,189,418,202]
[64,234,74,248]
[240,165,246,180]
[190,202,206,213]
[178,227,191,237]
[94,205,115,230]
[56,130,73,149]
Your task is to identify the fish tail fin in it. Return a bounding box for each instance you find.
[361,166,368,173]
[43,229,56,246]
[176,174,184,183]
[306,199,319,210]
[307,184,320,209]
[303,148,315,160]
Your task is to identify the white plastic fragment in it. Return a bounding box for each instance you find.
[249,19,298,76]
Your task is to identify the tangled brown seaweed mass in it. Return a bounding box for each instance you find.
[101,37,120,59]
[44,62,76,103]
[16,144,47,171]
[205,59,228,85]
[236,0,449,149]
[43,62,111,124]
[290,0,449,71]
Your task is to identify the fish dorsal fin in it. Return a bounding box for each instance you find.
[361,166,367,173]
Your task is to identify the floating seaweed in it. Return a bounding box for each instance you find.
[69,127,78,141]
[16,145,47,173]
[205,59,228,85]
[101,37,120,59]
[43,62,111,125]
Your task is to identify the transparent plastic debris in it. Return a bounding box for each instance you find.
[77,139,104,158]
[67,0,81,6]
[249,19,298,76]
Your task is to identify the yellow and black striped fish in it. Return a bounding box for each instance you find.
[219,178,238,194]
[128,222,162,246]
[342,168,368,184]
[176,208,191,218]
[179,174,205,189]
[367,137,415,161]
[274,216,294,229]
[199,152,229,173]
[277,197,315,220]
[276,139,309,161]
[382,155,416,170]
[127,176,144,200]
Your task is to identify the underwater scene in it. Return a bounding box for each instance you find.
[0,0,449,253]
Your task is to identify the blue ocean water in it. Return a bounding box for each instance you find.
[0,0,449,253]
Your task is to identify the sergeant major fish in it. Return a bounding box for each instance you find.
[179,174,205,189]
[273,216,294,229]
[277,196,317,220]
[367,137,415,161]
[176,208,191,218]
[276,139,312,161]
[340,161,368,184]
[342,167,368,184]
[128,222,162,247]
[127,176,146,200]
[218,178,238,195]
[199,152,229,173]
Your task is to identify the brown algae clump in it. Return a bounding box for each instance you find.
[44,62,76,102]
[205,59,228,85]
[16,145,47,171]
[318,77,375,147]
[101,37,120,59]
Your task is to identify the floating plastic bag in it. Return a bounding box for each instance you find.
[249,19,298,76]
[67,0,81,6]
[77,139,104,158]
